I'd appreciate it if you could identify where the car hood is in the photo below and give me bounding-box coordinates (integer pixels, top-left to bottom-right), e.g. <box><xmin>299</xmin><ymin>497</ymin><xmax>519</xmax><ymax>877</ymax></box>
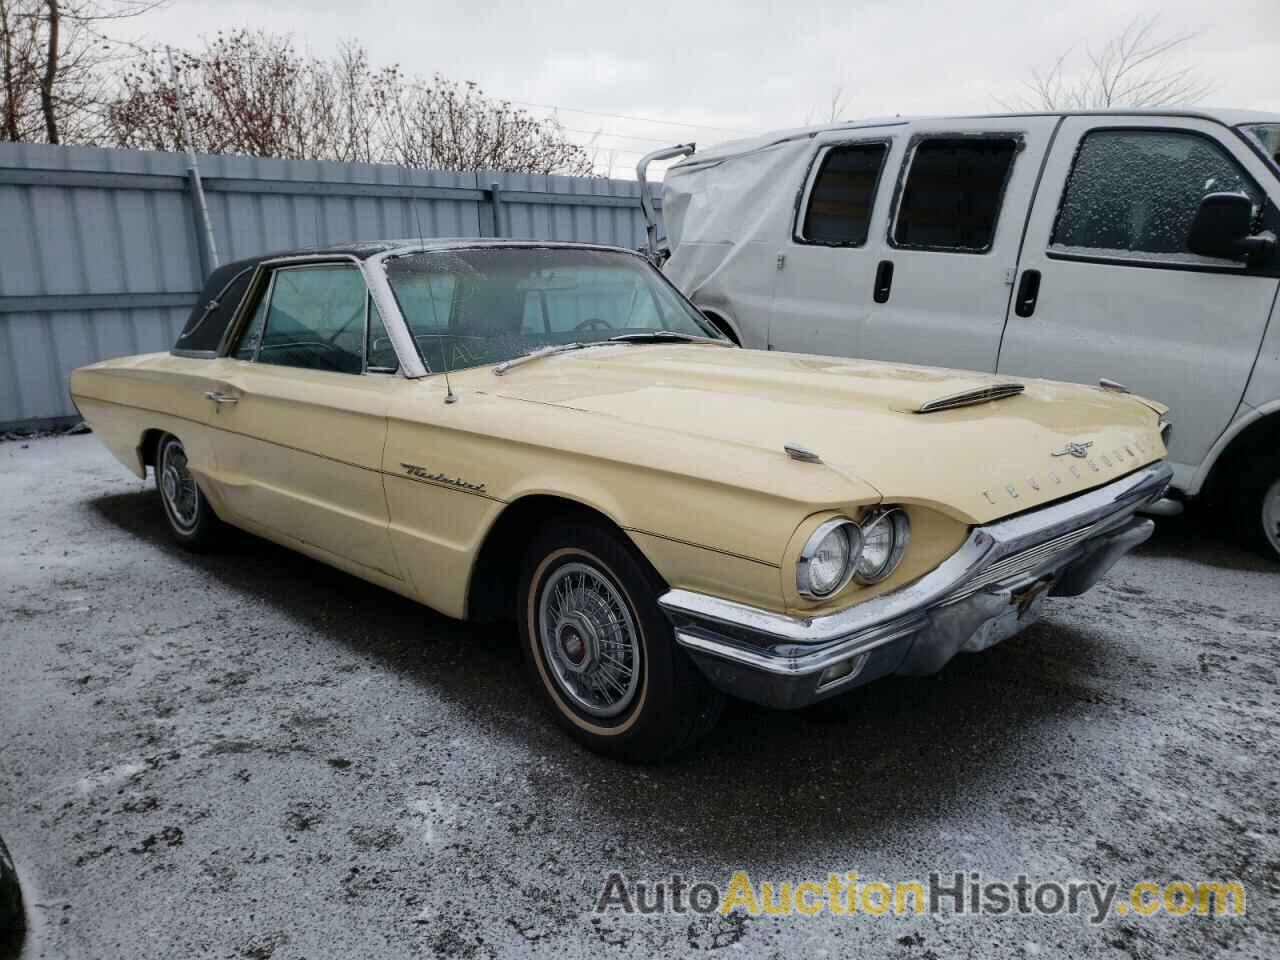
<box><xmin>476</xmin><ymin>343</ymin><xmax>1166</xmax><ymax>524</ymax></box>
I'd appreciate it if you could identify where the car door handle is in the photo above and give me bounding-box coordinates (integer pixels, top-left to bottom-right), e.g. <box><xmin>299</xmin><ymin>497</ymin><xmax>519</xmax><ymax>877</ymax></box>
<box><xmin>1014</xmin><ymin>269</ymin><xmax>1041</xmax><ymax>318</ymax></box>
<box><xmin>204</xmin><ymin>391</ymin><xmax>239</xmax><ymax>405</ymax></box>
<box><xmin>873</xmin><ymin>260</ymin><xmax>894</xmax><ymax>304</ymax></box>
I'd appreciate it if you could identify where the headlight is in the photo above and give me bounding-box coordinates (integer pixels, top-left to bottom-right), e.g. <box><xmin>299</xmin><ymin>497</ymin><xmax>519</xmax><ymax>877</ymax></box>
<box><xmin>1158</xmin><ymin>415</ymin><xmax>1172</xmax><ymax>447</ymax></box>
<box><xmin>853</xmin><ymin>507</ymin><xmax>910</xmax><ymax>585</ymax></box>
<box><xmin>797</xmin><ymin>519</ymin><xmax>862</xmax><ymax>599</ymax></box>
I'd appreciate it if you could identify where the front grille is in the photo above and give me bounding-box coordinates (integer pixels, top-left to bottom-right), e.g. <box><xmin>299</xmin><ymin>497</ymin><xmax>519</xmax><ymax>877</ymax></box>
<box><xmin>947</xmin><ymin>521</ymin><xmax>1101</xmax><ymax>600</ymax></box>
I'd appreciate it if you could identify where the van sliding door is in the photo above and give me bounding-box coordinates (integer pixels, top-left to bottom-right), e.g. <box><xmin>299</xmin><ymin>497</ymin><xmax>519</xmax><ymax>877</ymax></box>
<box><xmin>852</xmin><ymin>117</ymin><xmax>1058</xmax><ymax>371</ymax></box>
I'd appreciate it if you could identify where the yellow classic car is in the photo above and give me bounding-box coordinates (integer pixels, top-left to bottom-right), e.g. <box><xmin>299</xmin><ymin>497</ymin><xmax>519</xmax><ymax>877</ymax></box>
<box><xmin>71</xmin><ymin>240</ymin><xmax>1173</xmax><ymax>761</ymax></box>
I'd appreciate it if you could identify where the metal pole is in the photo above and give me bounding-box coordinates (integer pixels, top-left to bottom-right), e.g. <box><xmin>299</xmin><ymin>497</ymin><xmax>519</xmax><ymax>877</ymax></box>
<box><xmin>167</xmin><ymin>47</ymin><xmax>219</xmax><ymax>274</ymax></box>
<box><xmin>489</xmin><ymin>182</ymin><xmax>504</xmax><ymax>238</ymax></box>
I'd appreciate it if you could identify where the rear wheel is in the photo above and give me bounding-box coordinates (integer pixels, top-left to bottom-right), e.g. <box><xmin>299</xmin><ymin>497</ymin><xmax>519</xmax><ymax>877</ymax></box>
<box><xmin>1230</xmin><ymin>451</ymin><xmax>1280</xmax><ymax>561</ymax></box>
<box><xmin>518</xmin><ymin>520</ymin><xmax>722</xmax><ymax>762</ymax></box>
<box><xmin>156</xmin><ymin>434</ymin><xmax>223</xmax><ymax>550</ymax></box>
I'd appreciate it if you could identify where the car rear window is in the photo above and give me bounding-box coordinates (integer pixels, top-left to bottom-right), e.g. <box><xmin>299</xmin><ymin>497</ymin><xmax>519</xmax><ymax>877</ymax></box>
<box><xmin>892</xmin><ymin>137</ymin><xmax>1018</xmax><ymax>252</ymax></box>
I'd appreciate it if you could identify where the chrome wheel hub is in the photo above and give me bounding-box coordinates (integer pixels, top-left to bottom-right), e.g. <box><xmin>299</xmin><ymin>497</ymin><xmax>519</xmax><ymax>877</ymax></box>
<box><xmin>1264</xmin><ymin>479</ymin><xmax>1280</xmax><ymax>556</ymax></box>
<box><xmin>555</xmin><ymin>612</ymin><xmax>597</xmax><ymax>675</ymax></box>
<box><xmin>538</xmin><ymin>561</ymin><xmax>640</xmax><ymax>718</ymax></box>
<box><xmin>161</xmin><ymin>445</ymin><xmax>199</xmax><ymax>530</ymax></box>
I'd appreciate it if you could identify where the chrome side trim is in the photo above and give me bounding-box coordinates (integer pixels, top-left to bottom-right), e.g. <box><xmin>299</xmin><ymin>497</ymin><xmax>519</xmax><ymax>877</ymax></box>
<box><xmin>659</xmin><ymin>461</ymin><xmax>1172</xmax><ymax>658</ymax></box>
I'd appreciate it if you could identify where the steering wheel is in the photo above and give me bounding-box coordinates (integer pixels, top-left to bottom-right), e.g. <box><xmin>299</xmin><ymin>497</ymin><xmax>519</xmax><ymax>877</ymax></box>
<box><xmin>574</xmin><ymin>318</ymin><xmax>613</xmax><ymax>332</ymax></box>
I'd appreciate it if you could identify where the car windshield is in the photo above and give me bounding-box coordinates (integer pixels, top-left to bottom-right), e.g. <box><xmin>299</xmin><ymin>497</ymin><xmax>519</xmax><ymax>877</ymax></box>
<box><xmin>384</xmin><ymin>247</ymin><xmax>725</xmax><ymax>373</ymax></box>
<box><xmin>1243</xmin><ymin>123</ymin><xmax>1280</xmax><ymax>171</ymax></box>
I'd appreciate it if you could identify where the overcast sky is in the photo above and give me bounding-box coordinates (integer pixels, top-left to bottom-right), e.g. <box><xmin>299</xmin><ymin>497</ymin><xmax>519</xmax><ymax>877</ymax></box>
<box><xmin>109</xmin><ymin>0</ymin><xmax>1280</xmax><ymax>178</ymax></box>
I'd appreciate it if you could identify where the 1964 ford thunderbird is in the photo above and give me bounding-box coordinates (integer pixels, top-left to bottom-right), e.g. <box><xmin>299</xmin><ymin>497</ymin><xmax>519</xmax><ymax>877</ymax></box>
<box><xmin>71</xmin><ymin>240</ymin><xmax>1172</xmax><ymax>761</ymax></box>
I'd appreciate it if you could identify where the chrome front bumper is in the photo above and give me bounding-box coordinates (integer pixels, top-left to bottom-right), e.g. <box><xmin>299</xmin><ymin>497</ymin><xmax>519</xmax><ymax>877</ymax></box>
<box><xmin>658</xmin><ymin>462</ymin><xmax>1172</xmax><ymax>710</ymax></box>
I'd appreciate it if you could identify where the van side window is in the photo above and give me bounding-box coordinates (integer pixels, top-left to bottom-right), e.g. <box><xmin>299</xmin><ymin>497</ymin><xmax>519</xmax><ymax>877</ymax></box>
<box><xmin>892</xmin><ymin>137</ymin><xmax>1018</xmax><ymax>252</ymax></box>
<box><xmin>799</xmin><ymin>143</ymin><xmax>888</xmax><ymax>245</ymax></box>
<box><xmin>1051</xmin><ymin>129</ymin><xmax>1262</xmax><ymax>262</ymax></box>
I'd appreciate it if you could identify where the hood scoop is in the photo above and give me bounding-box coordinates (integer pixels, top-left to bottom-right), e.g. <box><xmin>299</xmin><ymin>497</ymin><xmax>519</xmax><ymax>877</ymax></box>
<box><xmin>915</xmin><ymin>382</ymin><xmax>1025</xmax><ymax>414</ymax></box>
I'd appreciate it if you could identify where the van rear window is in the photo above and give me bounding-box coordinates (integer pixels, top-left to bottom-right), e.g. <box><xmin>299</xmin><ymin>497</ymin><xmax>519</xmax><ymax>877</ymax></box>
<box><xmin>892</xmin><ymin>137</ymin><xmax>1018</xmax><ymax>253</ymax></box>
<box><xmin>799</xmin><ymin>143</ymin><xmax>888</xmax><ymax>246</ymax></box>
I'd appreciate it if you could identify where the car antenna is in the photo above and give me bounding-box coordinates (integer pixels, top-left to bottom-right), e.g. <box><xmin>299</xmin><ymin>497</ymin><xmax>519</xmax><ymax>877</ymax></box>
<box><xmin>404</xmin><ymin>161</ymin><xmax>457</xmax><ymax>404</ymax></box>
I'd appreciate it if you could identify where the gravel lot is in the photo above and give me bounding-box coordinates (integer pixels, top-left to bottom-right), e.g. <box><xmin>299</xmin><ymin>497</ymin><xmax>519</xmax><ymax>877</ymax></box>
<box><xmin>2</xmin><ymin>434</ymin><xmax>1279</xmax><ymax>959</ymax></box>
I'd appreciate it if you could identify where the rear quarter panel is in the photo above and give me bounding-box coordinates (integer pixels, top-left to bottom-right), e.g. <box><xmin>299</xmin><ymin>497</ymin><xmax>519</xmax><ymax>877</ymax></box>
<box><xmin>70</xmin><ymin>354</ymin><xmax>220</xmax><ymax>491</ymax></box>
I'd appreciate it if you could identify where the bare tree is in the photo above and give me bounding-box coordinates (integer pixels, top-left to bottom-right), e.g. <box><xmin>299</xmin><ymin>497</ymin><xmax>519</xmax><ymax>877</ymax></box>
<box><xmin>803</xmin><ymin>84</ymin><xmax>848</xmax><ymax>126</ymax></box>
<box><xmin>109</xmin><ymin>30</ymin><xmax>596</xmax><ymax>176</ymax></box>
<box><xmin>0</xmin><ymin>0</ymin><xmax>161</xmax><ymax>144</ymax></box>
<box><xmin>1005</xmin><ymin>17</ymin><xmax>1211</xmax><ymax>111</ymax></box>
<box><xmin>375</xmin><ymin>73</ymin><xmax>594</xmax><ymax>175</ymax></box>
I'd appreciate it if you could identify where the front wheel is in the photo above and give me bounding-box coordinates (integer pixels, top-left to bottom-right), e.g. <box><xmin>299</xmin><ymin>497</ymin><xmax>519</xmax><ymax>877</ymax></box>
<box><xmin>518</xmin><ymin>521</ymin><xmax>722</xmax><ymax>762</ymax></box>
<box><xmin>156</xmin><ymin>434</ymin><xmax>223</xmax><ymax>551</ymax></box>
<box><xmin>1230</xmin><ymin>450</ymin><xmax>1280</xmax><ymax>561</ymax></box>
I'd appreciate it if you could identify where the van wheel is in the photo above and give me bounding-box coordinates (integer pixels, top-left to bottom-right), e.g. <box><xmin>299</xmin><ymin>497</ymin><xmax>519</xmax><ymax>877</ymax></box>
<box><xmin>518</xmin><ymin>520</ymin><xmax>723</xmax><ymax>762</ymax></box>
<box><xmin>156</xmin><ymin>434</ymin><xmax>223</xmax><ymax>551</ymax></box>
<box><xmin>1230</xmin><ymin>451</ymin><xmax>1280</xmax><ymax>561</ymax></box>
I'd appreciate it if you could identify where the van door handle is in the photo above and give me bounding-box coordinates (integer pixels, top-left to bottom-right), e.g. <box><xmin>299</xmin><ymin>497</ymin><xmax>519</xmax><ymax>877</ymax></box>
<box><xmin>1014</xmin><ymin>269</ymin><xmax>1041</xmax><ymax>317</ymax></box>
<box><xmin>873</xmin><ymin>260</ymin><xmax>894</xmax><ymax>303</ymax></box>
<box><xmin>204</xmin><ymin>391</ymin><xmax>239</xmax><ymax>405</ymax></box>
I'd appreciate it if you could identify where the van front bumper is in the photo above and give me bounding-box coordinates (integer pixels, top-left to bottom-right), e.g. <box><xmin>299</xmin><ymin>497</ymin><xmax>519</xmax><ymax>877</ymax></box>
<box><xmin>658</xmin><ymin>462</ymin><xmax>1172</xmax><ymax>710</ymax></box>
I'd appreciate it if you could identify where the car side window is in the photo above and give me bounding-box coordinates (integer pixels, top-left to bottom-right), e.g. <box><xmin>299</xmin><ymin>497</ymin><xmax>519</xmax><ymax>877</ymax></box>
<box><xmin>798</xmin><ymin>142</ymin><xmax>888</xmax><ymax>245</ymax></box>
<box><xmin>1051</xmin><ymin>129</ymin><xmax>1263</xmax><ymax>262</ymax></box>
<box><xmin>255</xmin><ymin>265</ymin><xmax>368</xmax><ymax>375</ymax></box>
<box><xmin>233</xmin><ymin>281</ymin><xmax>271</xmax><ymax>360</ymax></box>
<box><xmin>892</xmin><ymin>137</ymin><xmax>1019</xmax><ymax>252</ymax></box>
<box><xmin>366</xmin><ymin>297</ymin><xmax>399</xmax><ymax>373</ymax></box>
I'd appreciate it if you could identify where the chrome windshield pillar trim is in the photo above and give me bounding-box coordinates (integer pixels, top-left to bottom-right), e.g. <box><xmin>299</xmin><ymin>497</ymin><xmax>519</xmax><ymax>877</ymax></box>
<box><xmin>659</xmin><ymin>461</ymin><xmax>1172</xmax><ymax>670</ymax></box>
<box><xmin>358</xmin><ymin>258</ymin><xmax>428</xmax><ymax>379</ymax></box>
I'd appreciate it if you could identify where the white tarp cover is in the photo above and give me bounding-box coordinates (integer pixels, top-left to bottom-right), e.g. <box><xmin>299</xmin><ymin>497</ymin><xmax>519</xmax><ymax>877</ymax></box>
<box><xmin>660</xmin><ymin>120</ymin><xmax>907</xmax><ymax>309</ymax></box>
<box><xmin>661</xmin><ymin>136</ymin><xmax>813</xmax><ymax>310</ymax></box>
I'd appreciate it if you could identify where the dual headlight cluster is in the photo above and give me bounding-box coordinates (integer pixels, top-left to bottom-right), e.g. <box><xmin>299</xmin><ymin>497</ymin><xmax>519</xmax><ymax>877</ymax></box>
<box><xmin>796</xmin><ymin>508</ymin><xmax>911</xmax><ymax>599</ymax></box>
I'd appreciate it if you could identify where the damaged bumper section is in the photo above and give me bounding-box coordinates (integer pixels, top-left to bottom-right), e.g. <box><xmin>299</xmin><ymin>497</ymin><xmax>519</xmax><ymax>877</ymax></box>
<box><xmin>659</xmin><ymin>462</ymin><xmax>1172</xmax><ymax>710</ymax></box>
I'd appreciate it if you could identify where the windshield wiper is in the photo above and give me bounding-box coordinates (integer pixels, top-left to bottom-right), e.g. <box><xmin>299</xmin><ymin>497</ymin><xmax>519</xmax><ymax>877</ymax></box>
<box><xmin>492</xmin><ymin>341</ymin><xmax>616</xmax><ymax>375</ymax></box>
<box><xmin>492</xmin><ymin>330</ymin><xmax>731</xmax><ymax>376</ymax></box>
<box><xmin>608</xmin><ymin>330</ymin><xmax>733</xmax><ymax>346</ymax></box>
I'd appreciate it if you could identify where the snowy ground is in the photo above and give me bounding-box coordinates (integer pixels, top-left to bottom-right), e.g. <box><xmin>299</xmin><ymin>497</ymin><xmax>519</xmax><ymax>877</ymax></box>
<box><xmin>2</xmin><ymin>434</ymin><xmax>1278</xmax><ymax>959</ymax></box>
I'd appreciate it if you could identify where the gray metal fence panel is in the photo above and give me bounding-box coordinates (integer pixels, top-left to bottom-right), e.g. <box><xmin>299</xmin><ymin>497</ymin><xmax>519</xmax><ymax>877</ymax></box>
<box><xmin>0</xmin><ymin>142</ymin><xmax>661</xmax><ymax>430</ymax></box>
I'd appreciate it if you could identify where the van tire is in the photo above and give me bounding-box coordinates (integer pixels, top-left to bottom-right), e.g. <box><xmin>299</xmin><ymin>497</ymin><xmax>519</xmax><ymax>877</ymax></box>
<box><xmin>1229</xmin><ymin>450</ymin><xmax>1280</xmax><ymax>561</ymax></box>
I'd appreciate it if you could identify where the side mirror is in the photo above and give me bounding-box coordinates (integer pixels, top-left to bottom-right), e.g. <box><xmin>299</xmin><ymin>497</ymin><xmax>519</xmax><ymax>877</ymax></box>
<box><xmin>1187</xmin><ymin>192</ymin><xmax>1275</xmax><ymax>264</ymax></box>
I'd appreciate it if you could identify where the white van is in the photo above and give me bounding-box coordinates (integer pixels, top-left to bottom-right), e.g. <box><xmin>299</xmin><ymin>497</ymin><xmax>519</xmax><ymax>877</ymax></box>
<box><xmin>643</xmin><ymin>110</ymin><xmax>1280</xmax><ymax>559</ymax></box>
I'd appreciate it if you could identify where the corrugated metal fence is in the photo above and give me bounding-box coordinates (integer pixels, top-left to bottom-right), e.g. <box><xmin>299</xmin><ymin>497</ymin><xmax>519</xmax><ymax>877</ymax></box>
<box><xmin>0</xmin><ymin>142</ymin><xmax>660</xmax><ymax>430</ymax></box>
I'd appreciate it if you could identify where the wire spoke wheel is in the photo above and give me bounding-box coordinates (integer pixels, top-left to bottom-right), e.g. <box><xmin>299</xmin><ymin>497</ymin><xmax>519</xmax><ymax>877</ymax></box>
<box><xmin>537</xmin><ymin>561</ymin><xmax>641</xmax><ymax>718</ymax></box>
<box><xmin>160</xmin><ymin>442</ymin><xmax>199</xmax><ymax>531</ymax></box>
